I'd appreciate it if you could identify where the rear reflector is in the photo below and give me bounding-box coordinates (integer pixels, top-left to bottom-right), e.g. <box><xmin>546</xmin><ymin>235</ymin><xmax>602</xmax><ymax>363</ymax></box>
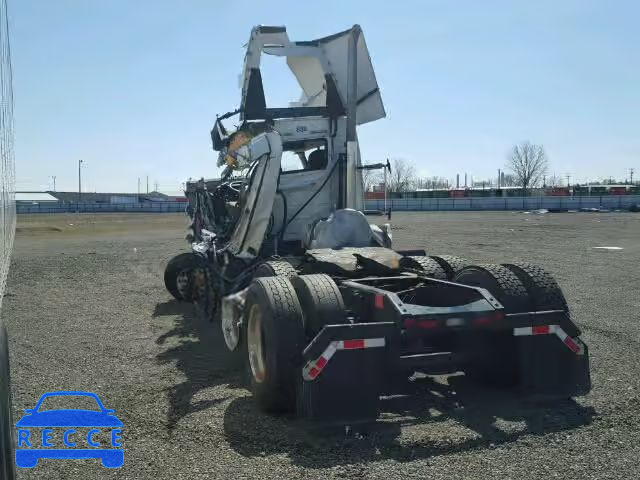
<box><xmin>532</xmin><ymin>325</ymin><xmax>551</xmax><ymax>335</ymax></box>
<box><xmin>342</xmin><ymin>339</ymin><xmax>365</xmax><ymax>350</ymax></box>
<box><xmin>302</xmin><ymin>337</ymin><xmax>386</xmax><ymax>381</ymax></box>
<box><xmin>513</xmin><ymin>325</ymin><xmax>584</xmax><ymax>355</ymax></box>
<box><xmin>563</xmin><ymin>336</ymin><xmax>580</xmax><ymax>353</ymax></box>
<box><xmin>315</xmin><ymin>356</ymin><xmax>328</xmax><ymax>369</ymax></box>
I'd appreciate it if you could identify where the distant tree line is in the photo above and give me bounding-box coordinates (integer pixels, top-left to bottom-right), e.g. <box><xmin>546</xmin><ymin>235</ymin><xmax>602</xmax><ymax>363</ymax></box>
<box><xmin>363</xmin><ymin>141</ymin><xmax>636</xmax><ymax>193</ymax></box>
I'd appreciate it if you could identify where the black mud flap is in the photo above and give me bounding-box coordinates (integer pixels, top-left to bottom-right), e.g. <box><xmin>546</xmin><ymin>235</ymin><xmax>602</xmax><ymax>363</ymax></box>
<box><xmin>517</xmin><ymin>334</ymin><xmax>591</xmax><ymax>399</ymax></box>
<box><xmin>297</xmin><ymin>322</ymin><xmax>398</xmax><ymax>423</ymax></box>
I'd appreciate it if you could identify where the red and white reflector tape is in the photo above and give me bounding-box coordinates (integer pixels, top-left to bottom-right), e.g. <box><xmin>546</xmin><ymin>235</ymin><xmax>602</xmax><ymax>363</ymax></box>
<box><xmin>302</xmin><ymin>338</ymin><xmax>386</xmax><ymax>381</ymax></box>
<box><xmin>513</xmin><ymin>325</ymin><xmax>584</xmax><ymax>355</ymax></box>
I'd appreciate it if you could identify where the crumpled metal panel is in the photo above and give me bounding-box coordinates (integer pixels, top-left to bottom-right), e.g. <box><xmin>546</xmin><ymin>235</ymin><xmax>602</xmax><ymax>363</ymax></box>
<box><xmin>227</xmin><ymin>131</ymin><xmax>282</xmax><ymax>258</ymax></box>
<box><xmin>306</xmin><ymin>247</ymin><xmax>402</xmax><ymax>272</ymax></box>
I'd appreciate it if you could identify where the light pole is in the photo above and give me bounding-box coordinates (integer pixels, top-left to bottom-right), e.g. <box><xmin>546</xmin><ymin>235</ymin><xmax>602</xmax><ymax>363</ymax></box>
<box><xmin>50</xmin><ymin>175</ymin><xmax>56</xmax><ymax>192</ymax></box>
<box><xmin>78</xmin><ymin>159</ymin><xmax>84</xmax><ymax>204</ymax></box>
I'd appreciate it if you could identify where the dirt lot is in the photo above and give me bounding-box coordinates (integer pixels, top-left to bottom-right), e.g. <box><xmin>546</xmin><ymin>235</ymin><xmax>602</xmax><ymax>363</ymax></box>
<box><xmin>3</xmin><ymin>211</ymin><xmax>640</xmax><ymax>479</ymax></box>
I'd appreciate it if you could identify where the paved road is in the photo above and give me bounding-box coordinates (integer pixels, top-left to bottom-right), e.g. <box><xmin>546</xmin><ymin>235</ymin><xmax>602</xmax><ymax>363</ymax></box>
<box><xmin>3</xmin><ymin>212</ymin><xmax>639</xmax><ymax>479</ymax></box>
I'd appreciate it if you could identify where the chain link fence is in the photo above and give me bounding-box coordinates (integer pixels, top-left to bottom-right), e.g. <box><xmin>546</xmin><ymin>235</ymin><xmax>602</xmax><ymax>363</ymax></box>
<box><xmin>0</xmin><ymin>0</ymin><xmax>14</xmax><ymax>310</ymax></box>
<box><xmin>365</xmin><ymin>195</ymin><xmax>640</xmax><ymax>212</ymax></box>
<box><xmin>17</xmin><ymin>202</ymin><xmax>186</xmax><ymax>214</ymax></box>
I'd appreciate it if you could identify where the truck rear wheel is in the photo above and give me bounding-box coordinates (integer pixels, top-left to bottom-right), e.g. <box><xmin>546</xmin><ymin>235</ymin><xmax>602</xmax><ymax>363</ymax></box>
<box><xmin>453</xmin><ymin>264</ymin><xmax>529</xmax><ymax>386</ymax></box>
<box><xmin>164</xmin><ymin>253</ymin><xmax>199</xmax><ymax>301</ymax></box>
<box><xmin>253</xmin><ymin>260</ymin><xmax>297</xmax><ymax>279</ymax></box>
<box><xmin>502</xmin><ymin>263</ymin><xmax>569</xmax><ymax>312</ymax></box>
<box><xmin>430</xmin><ymin>255</ymin><xmax>471</xmax><ymax>280</ymax></box>
<box><xmin>399</xmin><ymin>256</ymin><xmax>447</xmax><ymax>280</ymax></box>
<box><xmin>0</xmin><ymin>325</ymin><xmax>16</xmax><ymax>480</ymax></box>
<box><xmin>290</xmin><ymin>274</ymin><xmax>346</xmax><ymax>338</ymax></box>
<box><xmin>244</xmin><ymin>277</ymin><xmax>305</xmax><ymax>412</ymax></box>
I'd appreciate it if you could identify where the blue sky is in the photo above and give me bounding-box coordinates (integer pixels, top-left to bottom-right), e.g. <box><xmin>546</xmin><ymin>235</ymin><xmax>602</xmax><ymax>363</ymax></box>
<box><xmin>10</xmin><ymin>0</ymin><xmax>639</xmax><ymax>193</ymax></box>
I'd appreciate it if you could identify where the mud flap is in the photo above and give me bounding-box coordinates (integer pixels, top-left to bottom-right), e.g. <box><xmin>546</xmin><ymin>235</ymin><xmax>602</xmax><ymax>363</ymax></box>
<box><xmin>296</xmin><ymin>322</ymin><xmax>397</xmax><ymax>423</ymax></box>
<box><xmin>517</xmin><ymin>334</ymin><xmax>591</xmax><ymax>398</ymax></box>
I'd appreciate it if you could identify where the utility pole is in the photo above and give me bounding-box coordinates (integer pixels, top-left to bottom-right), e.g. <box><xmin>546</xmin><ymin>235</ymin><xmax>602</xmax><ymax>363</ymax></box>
<box><xmin>630</xmin><ymin>168</ymin><xmax>635</xmax><ymax>185</ymax></box>
<box><xmin>154</xmin><ymin>180</ymin><xmax>159</xmax><ymax>192</ymax></box>
<box><xmin>566</xmin><ymin>174</ymin><xmax>571</xmax><ymax>187</ymax></box>
<box><xmin>78</xmin><ymin>160</ymin><xmax>83</xmax><ymax>203</ymax></box>
<box><xmin>543</xmin><ymin>175</ymin><xmax>546</xmax><ymax>188</ymax></box>
<box><xmin>137</xmin><ymin>177</ymin><xmax>141</xmax><ymax>195</ymax></box>
<box><xmin>50</xmin><ymin>175</ymin><xmax>56</xmax><ymax>192</ymax></box>
<box><xmin>146</xmin><ymin>176</ymin><xmax>149</xmax><ymax>194</ymax></box>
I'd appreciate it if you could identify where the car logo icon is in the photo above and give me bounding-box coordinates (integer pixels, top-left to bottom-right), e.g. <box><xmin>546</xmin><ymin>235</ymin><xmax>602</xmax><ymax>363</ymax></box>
<box><xmin>15</xmin><ymin>391</ymin><xmax>123</xmax><ymax>468</ymax></box>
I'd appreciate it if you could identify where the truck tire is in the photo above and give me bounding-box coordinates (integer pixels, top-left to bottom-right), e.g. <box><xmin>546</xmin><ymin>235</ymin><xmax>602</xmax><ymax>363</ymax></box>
<box><xmin>164</xmin><ymin>253</ymin><xmax>199</xmax><ymax>301</ymax></box>
<box><xmin>502</xmin><ymin>263</ymin><xmax>569</xmax><ymax>312</ymax></box>
<box><xmin>244</xmin><ymin>276</ymin><xmax>305</xmax><ymax>412</ymax></box>
<box><xmin>290</xmin><ymin>274</ymin><xmax>346</xmax><ymax>337</ymax></box>
<box><xmin>454</xmin><ymin>264</ymin><xmax>529</xmax><ymax>312</ymax></box>
<box><xmin>453</xmin><ymin>264</ymin><xmax>529</xmax><ymax>385</ymax></box>
<box><xmin>399</xmin><ymin>256</ymin><xmax>447</xmax><ymax>280</ymax></box>
<box><xmin>253</xmin><ymin>260</ymin><xmax>297</xmax><ymax>279</ymax></box>
<box><xmin>430</xmin><ymin>255</ymin><xmax>471</xmax><ymax>280</ymax></box>
<box><xmin>0</xmin><ymin>325</ymin><xmax>16</xmax><ymax>480</ymax></box>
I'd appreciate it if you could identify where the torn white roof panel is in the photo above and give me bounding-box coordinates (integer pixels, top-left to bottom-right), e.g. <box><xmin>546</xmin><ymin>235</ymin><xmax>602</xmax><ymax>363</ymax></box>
<box><xmin>241</xmin><ymin>25</ymin><xmax>385</xmax><ymax>125</ymax></box>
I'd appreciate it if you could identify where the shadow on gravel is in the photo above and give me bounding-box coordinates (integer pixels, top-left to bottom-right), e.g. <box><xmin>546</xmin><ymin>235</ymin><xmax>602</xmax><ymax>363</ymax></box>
<box><xmin>223</xmin><ymin>374</ymin><xmax>595</xmax><ymax>468</ymax></box>
<box><xmin>154</xmin><ymin>300</ymin><xmax>243</xmax><ymax>432</ymax></box>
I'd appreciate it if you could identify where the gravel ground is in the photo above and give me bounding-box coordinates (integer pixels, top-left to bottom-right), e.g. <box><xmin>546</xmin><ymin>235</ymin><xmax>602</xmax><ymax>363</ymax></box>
<box><xmin>3</xmin><ymin>211</ymin><xmax>640</xmax><ymax>479</ymax></box>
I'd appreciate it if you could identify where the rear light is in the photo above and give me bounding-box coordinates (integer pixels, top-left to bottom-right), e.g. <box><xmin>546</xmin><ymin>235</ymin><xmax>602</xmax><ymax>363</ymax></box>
<box><xmin>374</xmin><ymin>294</ymin><xmax>385</xmax><ymax>310</ymax></box>
<box><xmin>403</xmin><ymin>318</ymin><xmax>438</xmax><ymax>329</ymax></box>
<box><xmin>472</xmin><ymin>311</ymin><xmax>505</xmax><ymax>326</ymax></box>
<box><xmin>472</xmin><ymin>316</ymin><xmax>492</xmax><ymax>326</ymax></box>
<box><xmin>404</xmin><ymin>318</ymin><xmax>417</xmax><ymax>328</ymax></box>
<box><xmin>418</xmin><ymin>319</ymin><xmax>438</xmax><ymax>329</ymax></box>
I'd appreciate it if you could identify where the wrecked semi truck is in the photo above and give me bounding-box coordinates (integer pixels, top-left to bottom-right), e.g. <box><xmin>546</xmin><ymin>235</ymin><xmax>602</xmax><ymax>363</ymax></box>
<box><xmin>164</xmin><ymin>25</ymin><xmax>591</xmax><ymax>422</ymax></box>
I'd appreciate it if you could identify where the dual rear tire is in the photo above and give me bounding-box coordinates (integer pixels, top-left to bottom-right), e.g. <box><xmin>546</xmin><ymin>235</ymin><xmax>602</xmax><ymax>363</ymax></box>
<box><xmin>244</xmin><ymin>273</ymin><xmax>345</xmax><ymax>412</ymax></box>
<box><xmin>453</xmin><ymin>263</ymin><xmax>569</xmax><ymax>386</ymax></box>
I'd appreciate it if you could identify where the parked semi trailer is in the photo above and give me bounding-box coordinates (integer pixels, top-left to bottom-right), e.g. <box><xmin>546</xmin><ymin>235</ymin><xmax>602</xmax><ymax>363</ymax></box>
<box><xmin>164</xmin><ymin>25</ymin><xmax>591</xmax><ymax>422</ymax></box>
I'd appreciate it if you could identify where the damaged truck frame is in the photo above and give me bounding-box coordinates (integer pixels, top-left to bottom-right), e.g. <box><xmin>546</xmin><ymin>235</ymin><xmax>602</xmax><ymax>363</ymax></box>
<box><xmin>164</xmin><ymin>25</ymin><xmax>590</xmax><ymax>422</ymax></box>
